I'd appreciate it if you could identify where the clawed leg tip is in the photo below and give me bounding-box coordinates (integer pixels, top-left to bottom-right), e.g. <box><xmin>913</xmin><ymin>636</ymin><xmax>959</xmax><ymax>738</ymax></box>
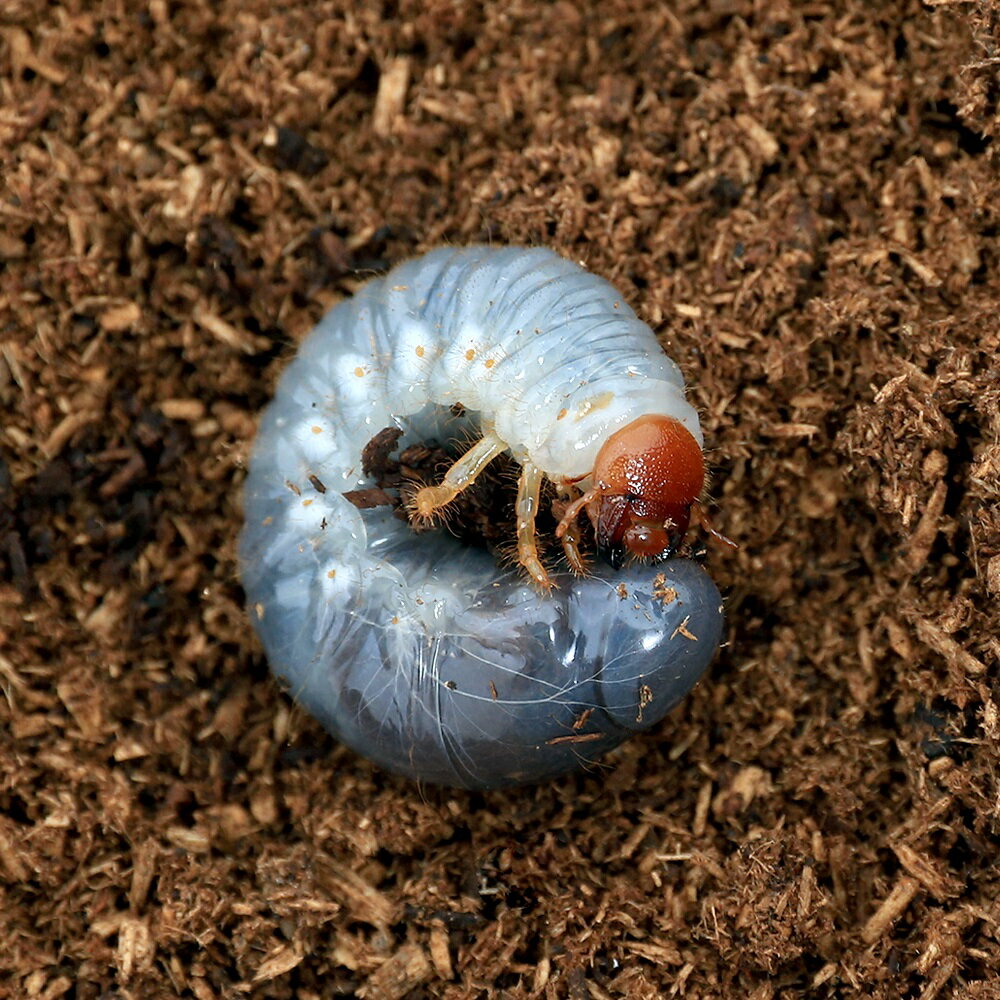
<box><xmin>407</xmin><ymin>484</ymin><xmax>455</xmax><ymax>521</ymax></box>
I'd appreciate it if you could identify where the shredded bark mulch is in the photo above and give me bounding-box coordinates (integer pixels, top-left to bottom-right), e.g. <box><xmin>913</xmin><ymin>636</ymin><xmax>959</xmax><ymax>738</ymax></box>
<box><xmin>2</xmin><ymin>2</ymin><xmax>999</xmax><ymax>997</ymax></box>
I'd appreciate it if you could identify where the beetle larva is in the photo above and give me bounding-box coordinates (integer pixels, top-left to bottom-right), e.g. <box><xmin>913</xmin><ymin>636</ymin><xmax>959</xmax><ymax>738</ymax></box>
<box><xmin>240</xmin><ymin>246</ymin><xmax>723</xmax><ymax>788</ymax></box>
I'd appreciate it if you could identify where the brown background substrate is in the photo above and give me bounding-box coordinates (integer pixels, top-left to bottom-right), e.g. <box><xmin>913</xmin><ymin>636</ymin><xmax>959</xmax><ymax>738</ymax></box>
<box><xmin>2</xmin><ymin>1</ymin><xmax>999</xmax><ymax>997</ymax></box>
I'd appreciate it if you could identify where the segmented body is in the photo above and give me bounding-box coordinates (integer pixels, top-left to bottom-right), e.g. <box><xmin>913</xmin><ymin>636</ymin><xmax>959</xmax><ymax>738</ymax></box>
<box><xmin>240</xmin><ymin>246</ymin><xmax>722</xmax><ymax>788</ymax></box>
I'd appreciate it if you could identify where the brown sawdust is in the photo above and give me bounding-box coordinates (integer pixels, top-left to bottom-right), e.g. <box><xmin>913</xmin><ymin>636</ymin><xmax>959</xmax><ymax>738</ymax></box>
<box><xmin>1</xmin><ymin>1</ymin><xmax>999</xmax><ymax>998</ymax></box>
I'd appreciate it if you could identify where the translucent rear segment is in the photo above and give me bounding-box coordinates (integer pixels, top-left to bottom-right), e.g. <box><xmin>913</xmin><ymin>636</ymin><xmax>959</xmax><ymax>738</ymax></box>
<box><xmin>242</xmin><ymin>483</ymin><xmax>723</xmax><ymax>788</ymax></box>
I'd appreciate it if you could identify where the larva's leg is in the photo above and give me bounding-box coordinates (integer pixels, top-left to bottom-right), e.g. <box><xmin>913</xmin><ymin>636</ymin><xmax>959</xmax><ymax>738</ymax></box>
<box><xmin>516</xmin><ymin>461</ymin><xmax>553</xmax><ymax>590</ymax></box>
<box><xmin>555</xmin><ymin>487</ymin><xmax>599</xmax><ymax>543</ymax></box>
<box><xmin>555</xmin><ymin>484</ymin><xmax>589</xmax><ymax>576</ymax></box>
<box><xmin>410</xmin><ymin>432</ymin><xmax>506</xmax><ymax>519</ymax></box>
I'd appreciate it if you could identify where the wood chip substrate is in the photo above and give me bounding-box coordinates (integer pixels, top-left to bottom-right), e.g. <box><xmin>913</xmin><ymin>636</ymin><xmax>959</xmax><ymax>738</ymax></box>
<box><xmin>2</xmin><ymin>2</ymin><xmax>998</xmax><ymax>997</ymax></box>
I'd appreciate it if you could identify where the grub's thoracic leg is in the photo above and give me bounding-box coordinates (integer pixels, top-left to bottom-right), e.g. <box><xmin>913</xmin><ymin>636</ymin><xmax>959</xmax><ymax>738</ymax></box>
<box><xmin>555</xmin><ymin>484</ymin><xmax>589</xmax><ymax>576</ymax></box>
<box><xmin>516</xmin><ymin>461</ymin><xmax>552</xmax><ymax>590</ymax></box>
<box><xmin>410</xmin><ymin>432</ymin><xmax>506</xmax><ymax>519</ymax></box>
<box><xmin>555</xmin><ymin>486</ymin><xmax>600</xmax><ymax>543</ymax></box>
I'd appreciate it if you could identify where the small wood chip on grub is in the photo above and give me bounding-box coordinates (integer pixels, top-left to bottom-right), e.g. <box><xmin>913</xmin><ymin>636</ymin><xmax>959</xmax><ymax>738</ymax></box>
<box><xmin>636</xmin><ymin>683</ymin><xmax>654</xmax><ymax>723</ymax></box>
<box><xmin>362</xmin><ymin>427</ymin><xmax>404</xmax><ymax>477</ymax></box>
<box><xmin>344</xmin><ymin>487</ymin><xmax>396</xmax><ymax>510</ymax></box>
<box><xmin>546</xmin><ymin>731</ymin><xmax>603</xmax><ymax>746</ymax></box>
<box><xmin>671</xmin><ymin>615</ymin><xmax>697</xmax><ymax>640</ymax></box>
<box><xmin>653</xmin><ymin>573</ymin><xmax>678</xmax><ymax>606</ymax></box>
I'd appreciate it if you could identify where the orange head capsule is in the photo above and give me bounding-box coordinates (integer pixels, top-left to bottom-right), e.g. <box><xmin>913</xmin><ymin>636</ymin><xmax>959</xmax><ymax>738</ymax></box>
<box><xmin>591</xmin><ymin>414</ymin><xmax>705</xmax><ymax>568</ymax></box>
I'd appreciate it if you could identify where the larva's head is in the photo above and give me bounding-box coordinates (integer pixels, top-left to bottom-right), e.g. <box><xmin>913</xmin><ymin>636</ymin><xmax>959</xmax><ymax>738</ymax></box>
<box><xmin>592</xmin><ymin>414</ymin><xmax>705</xmax><ymax>568</ymax></box>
